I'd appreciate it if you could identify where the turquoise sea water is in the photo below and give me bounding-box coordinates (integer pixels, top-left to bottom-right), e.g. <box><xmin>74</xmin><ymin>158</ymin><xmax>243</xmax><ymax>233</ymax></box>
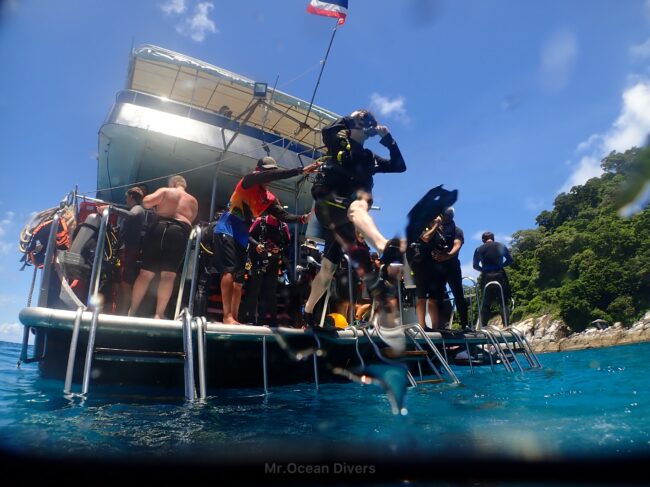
<box><xmin>1</xmin><ymin>339</ymin><xmax>649</xmax><ymax>483</ymax></box>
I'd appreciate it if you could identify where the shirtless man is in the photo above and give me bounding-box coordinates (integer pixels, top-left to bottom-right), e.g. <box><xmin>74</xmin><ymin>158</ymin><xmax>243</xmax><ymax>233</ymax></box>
<box><xmin>129</xmin><ymin>175</ymin><xmax>198</xmax><ymax>319</ymax></box>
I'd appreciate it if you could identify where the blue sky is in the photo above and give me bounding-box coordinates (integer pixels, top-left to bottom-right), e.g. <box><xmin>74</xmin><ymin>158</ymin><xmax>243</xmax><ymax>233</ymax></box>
<box><xmin>2</xmin><ymin>0</ymin><xmax>650</xmax><ymax>342</ymax></box>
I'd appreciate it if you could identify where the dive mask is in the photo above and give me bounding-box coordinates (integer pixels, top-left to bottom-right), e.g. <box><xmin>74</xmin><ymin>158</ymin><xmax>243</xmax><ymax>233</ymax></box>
<box><xmin>355</xmin><ymin>112</ymin><xmax>378</xmax><ymax>137</ymax></box>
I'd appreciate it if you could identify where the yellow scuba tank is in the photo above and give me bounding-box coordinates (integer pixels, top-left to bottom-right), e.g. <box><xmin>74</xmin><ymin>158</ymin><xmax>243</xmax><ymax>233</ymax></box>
<box><xmin>325</xmin><ymin>312</ymin><xmax>348</xmax><ymax>329</ymax></box>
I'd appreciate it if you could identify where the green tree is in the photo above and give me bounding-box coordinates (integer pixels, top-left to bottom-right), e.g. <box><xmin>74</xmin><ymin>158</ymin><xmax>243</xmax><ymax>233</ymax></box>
<box><xmin>508</xmin><ymin>148</ymin><xmax>650</xmax><ymax>331</ymax></box>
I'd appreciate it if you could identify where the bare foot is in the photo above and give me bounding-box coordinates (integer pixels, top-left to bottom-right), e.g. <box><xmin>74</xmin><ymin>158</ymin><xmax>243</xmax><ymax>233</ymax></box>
<box><xmin>222</xmin><ymin>316</ymin><xmax>241</xmax><ymax>325</ymax></box>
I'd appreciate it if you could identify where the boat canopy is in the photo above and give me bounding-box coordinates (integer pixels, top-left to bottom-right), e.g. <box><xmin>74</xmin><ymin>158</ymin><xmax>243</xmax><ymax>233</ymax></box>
<box><xmin>127</xmin><ymin>45</ymin><xmax>339</xmax><ymax>151</ymax></box>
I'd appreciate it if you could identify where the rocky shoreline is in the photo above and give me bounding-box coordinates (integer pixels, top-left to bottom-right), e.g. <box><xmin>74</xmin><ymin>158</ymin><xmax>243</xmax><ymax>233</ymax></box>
<box><xmin>507</xmin><ymin>311</ymin><xmax>650</xmax><ymax>353</ymax></box>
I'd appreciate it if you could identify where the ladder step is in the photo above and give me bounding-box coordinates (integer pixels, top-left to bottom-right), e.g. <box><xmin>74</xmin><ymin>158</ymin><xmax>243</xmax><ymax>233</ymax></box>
<box><xmin>94</xmin><ymin>347</ymin><xmax>185</xmax><ymax>362</ymax></box>
<box><xmin>415</xmin><ymin>378</ymin><xmax>445</xmax><ymax>384</ymax></box>
<box><xmin>93</xmin><ymin>355</ymin><xmax>186</xmax><ymax>364</ymax></box>
<box><xmin>381</xmin><ymin>349</ymin><xmax>429</xmax><ymax>359</ymax></box>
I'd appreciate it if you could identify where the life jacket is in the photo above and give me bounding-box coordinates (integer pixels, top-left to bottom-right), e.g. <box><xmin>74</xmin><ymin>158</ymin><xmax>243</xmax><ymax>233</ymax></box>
<box><xmin>19</xmin><ymin>206</ymin><xmax>76</xmax><ymax>269</ymax></box>
<box><xmin>256</xmin><ymin>214</ymin><xmax>290</xmax><ymax>248</ymax></box>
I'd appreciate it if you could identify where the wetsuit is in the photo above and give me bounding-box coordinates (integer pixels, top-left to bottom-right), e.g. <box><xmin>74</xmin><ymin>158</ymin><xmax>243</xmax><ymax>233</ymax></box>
<box><xmin>406</xmin><ymin>229</ymin><xmax>437</xmax><ymax>300</ymax></box>
<box><xmin>431</xmin><ymin>222</ymin><xmax>468</xmax><ymax>327</ymax></box>
<box><xmin>473</xmin><ymin>241</ymin><xmax>513</xmax><ymax>325</ymax></box>
<box><xmin>113</xmin><ymin>204</ymin><xmax>146</xmax><ymax>284</ymax></box>
<box><xmin>312</xmin><ymin>117</ymin><xmax>406</xmax><ymax>263</ymax></box>
<box><xmin>240</xmin><ymin>215</ymin><xmax>291</xmax><ymax>325</ymax></box>
<box><xmin>214</xmin><ymin>167</ymin><xmax>306</xmax><ymax>282</ymax></box>
<box><xmin>141</xmin><ymin>216</ymin><xmax>191</xmax><ymax>273</ymax></box>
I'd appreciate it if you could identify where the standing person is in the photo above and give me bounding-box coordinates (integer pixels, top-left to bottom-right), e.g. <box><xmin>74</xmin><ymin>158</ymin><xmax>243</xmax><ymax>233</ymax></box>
<box><xmin>407</xmin><ymin>219</ymin><xmax>439</xmax><ymax>330</ymax></box>
<box><xmin>473</xmin><ymin>231</ymin><xmax>513</xmax><ymax>327</ymax></box>
<box><xmin>428</xmin><ymin>207</ymin><xmax>470</xmax><ymax>331</ymax></box>
<box><xmin>240</xmin><ymin>214</ymin><xmax>291</xmax><ymax>326</ymax></box>
<box><xmin>98</xmin><ymin>186</ymin><xmax>146</xmax><ymax>315</ymax></box>
<box><xmin>129</xmin><ymin>175</ymin><xmax>198</xmax><ymax>319</ymax></box>
<box><xmin>214</xmin><ymin>157</ymin><xmax>320</xmax><ymax>325</ymax></box>
<box><xmin>304</xmin><ymin>109</ymin><xmax>407</xmax><ymax>327</ymax></box>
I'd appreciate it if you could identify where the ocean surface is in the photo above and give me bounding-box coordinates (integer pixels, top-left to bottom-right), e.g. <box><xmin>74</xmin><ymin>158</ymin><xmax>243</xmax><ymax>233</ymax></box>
<box><xmin>1</xmin><ymin>339</ymin><xmax>649</xmax><ymax>483</ymax></box>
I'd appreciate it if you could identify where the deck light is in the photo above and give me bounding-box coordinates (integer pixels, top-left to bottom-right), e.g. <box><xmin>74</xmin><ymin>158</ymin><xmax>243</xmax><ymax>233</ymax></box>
<box><xmin>253</xmin><ymin>82</ymin><xmax>268</xmax><ymax>99</ymax></box>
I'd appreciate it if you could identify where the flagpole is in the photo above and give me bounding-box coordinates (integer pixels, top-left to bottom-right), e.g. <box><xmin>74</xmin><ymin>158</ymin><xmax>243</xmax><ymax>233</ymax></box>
<box><xmin>303</xmin><ymin>21</ymin><xmax>340</xmax><ymax>125</ymax></box>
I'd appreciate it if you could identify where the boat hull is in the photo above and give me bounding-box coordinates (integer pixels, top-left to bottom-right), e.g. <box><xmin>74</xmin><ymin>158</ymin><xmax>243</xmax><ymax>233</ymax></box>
<box><xmin>19</xmin><ymin>307</ymin><xmax>512</xmax><ymax>392</ymax></box>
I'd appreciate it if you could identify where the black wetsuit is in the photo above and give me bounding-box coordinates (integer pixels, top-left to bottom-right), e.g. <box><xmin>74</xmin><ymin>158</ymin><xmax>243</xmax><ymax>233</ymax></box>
<box><xmin>312</xmin><ymin>118</ymin><xmax>406</xmax><ymax>262</ymax></box>
<box><xmin>240</xmin><ymin>216</ymin><xmax>290</xmax><ymax>325</ymax></box>
<box><xmin>113</xmin><ymin>204</ymin><xmax>146</xmax><ymax>284</ymax></box>
<box><xmin>406</xmin><ymin>231</ymin><xmax>437</xmax><ymax>300</ymax></box>
<box><xmin>473</xmin><ymin>241</ymin><xmax>513</xmax><ymax>325</ymax></box>
<box><xmin>290</xmin><ymin>247</ymin><xmax>323</xmax><ymax>325</ymax></box>
<box><xmin>141</xmin><ymin>216</ymin><xmax>191</xmax><ymax>273</ymax></box>
<box><xmin>431</xmin><ymin>222</ymin><xmax>468</xmax><ymax>327</ymax></box>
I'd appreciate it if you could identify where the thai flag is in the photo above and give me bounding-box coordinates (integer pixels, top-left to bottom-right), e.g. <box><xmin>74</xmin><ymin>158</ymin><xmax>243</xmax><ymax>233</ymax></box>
<box><xmin>307</xmin><ymin>0</ymin><xmax>348</xmax><ymax>25</ymax></box>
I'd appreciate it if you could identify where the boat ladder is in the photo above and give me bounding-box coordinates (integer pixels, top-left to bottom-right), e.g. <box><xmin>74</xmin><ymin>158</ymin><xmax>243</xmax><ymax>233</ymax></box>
<box><xmin>503</xmin><ymin>326</ymin><xmax>543</xmax><ymax>369</ymax></box>
<box><xmin>361</xmin><ymin>264</ymin><xmax>460</xmax><ymax>386</ymax></box>
<box><xmin>62</xmin><ymin>302</ymin><xmax>204</xmax><ymax>401</ymax></box>
<box><xmin>474</xmin><ymin>280</ymin><xmax>542</xmax><ymax>371</ymax></box>
<box><xmin>62</xmin><ymin>209</ymin><xmax>206</xmax><ymax>400</ymax></box>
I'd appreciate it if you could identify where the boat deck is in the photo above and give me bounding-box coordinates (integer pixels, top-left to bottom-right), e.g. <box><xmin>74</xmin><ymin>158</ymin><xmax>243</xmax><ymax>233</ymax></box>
<box><xmin>19</xmin><ymin>306</ymin><xmax>504</xmax><ymax>345</ymax></box>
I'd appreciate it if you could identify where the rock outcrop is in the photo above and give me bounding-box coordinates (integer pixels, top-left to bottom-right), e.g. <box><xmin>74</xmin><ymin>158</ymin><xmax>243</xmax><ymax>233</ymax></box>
<box><xmin>507</xmin><ymin>311</ymin><xmax>650</xmax><ymax>353</ymax></box>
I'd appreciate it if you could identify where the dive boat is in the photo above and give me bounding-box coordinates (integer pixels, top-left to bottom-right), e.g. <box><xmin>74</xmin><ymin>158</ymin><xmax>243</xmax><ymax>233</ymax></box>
<box><xmin>17</xmin><ymin>45</ymin><xmax>540</xmax><ymax>398</ymax></box>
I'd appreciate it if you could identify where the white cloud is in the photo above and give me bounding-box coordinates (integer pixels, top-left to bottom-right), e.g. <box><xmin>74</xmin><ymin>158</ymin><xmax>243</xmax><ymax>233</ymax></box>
<box><xmin>0</xmin><ymin>211</ymin><xmax>14</xmax><ymax>237</ymax></box>
<box><xmin>500</xmin><ymin>94</ymin><xmax>522</xmax><ymax>112</ymax></box>
<box><xmin>524</xmin><ymin>197</ymin><xmax>545</xmax><ymax>212</ymax></box>
<box><xmin>630</xmin><ymin>37</ymin><xmax>650</xmax><ymax>58</ymax></box>
<box><xmin>176</xmin><ymin>2</ymin><xmax>217</xmax><ymax>42</ymax></box>
<box><xmin>561</xmin><ymin>80</ymin><xmax>650</xmax><ymax>193</ymax></box>
<box><xmin>539</xmin><ymin>30</ymin><xmax>578</xmax><ymax>93</ymax></box>
<box><xmin>2</xmin><ymin>0</ymin><xmax>19</xmax><ymax>14</ymax></box>
<box><xmin>160</xmin><ymin>0</ymin><xmax>186</xmax><ymax>16</ymax></box>
<box><xmin>560</xmin><ymin>156</ymin><xmax>602</xmax><ymax>193</ymax></box>
<box><xmin>471</xmin><ymin>230</ymin><xmax>512</xmax><ymax>244</ymax></box>
<box><xmin>0</xmin><ymin>293</ymin><xmax>22</xmax><ymax>308</ymax></box>
<box><xmin>0</xmin><ymin>322</ymin><xmax>24</xmax><ymax>344</ymax></box>
<box><xmin>471</xmin><ymin>231</ymin><xmax>483</xmax><ymax>241</ymax></box>
<box><xmin>369</xmin><ymin>93</ymin><xmax>410</xmax><ymax>123</ymax></box>
<box><xmin>602</xmin><ymin>82</ymin><xmax>650</xmax><ymax>152</ymax></box>
<box><xmin>576</xmin><ymin>133</ymin><xmax>601</xmax><ymax>153</ymax></box>
<box><xmin>0</xmin><ymin>211</ymin><xmax>16</xmax><ymax>254</ymax></box>
<box><xmin>461</xmin><ymin>261</ymin><xmax>479</xmax><ymax>280</ymax></box>
<box><xmin>498</xmin><ymin>234</ymin><xmax>514</xmax><ymax>245</ymax></box>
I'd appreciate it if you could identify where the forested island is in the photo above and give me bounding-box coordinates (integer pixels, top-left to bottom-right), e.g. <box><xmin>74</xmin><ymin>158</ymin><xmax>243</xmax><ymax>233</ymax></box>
<box><xmin>503</xmin><ymin>147</ymin><xmax>650</xmax><ymax>350</ymax></box>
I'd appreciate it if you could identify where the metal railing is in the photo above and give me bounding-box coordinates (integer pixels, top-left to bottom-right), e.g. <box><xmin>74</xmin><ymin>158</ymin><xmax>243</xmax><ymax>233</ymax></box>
<box><xmin>64</xmin><ymin>306</ymin><xmax>85</xmax><ymax>393</ymax></box>
<box><xmin>87</xmin><ymin>208</ymin><xmax>111</xmax><ymax>304</ymax></box>
<box><xmin>507</xmin><ymin>327</ymin><xmax>543</xmax><ymax>368</ymax></box>
<box><xmin>462</xmin><ymin>276</ymin><xmax>479</xmax><ymax>329</ymax></box>
<box><xmin>364</xmin><ymin>263</ymin><xmax>460</xmax><ymax>385</ymax></box>
<box><xmin>477</xmin><ymin>280</ymin><xmax>509</xmax><ymax>329</ymax></box>
<box><xmin>175</xmin><ymin>225</ymin><xmax>203</xmax><ymax>320</ymax></box>
<box><xmin>195</xmin><ymin>316</ymin><xmax>208</xmax><ymax>399</ymax></box>
<box><xmin>181</xmin><ymin>308</ymin><xmax>196</xmax><ymax>401</ymax></box>
<box><xmin>487</xmin><ymin>324</ymin><xmax>524</xmax><ymax>372</ymax></box>
<box><xmin>342</xmin><ymin>254</ymin><xmax>356</xmax><ymax>327</ymax></box>
<box><xmin>37</xmin><ymin>212</ymin><xmax>63</xmax><ymax>307</ymax></box>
